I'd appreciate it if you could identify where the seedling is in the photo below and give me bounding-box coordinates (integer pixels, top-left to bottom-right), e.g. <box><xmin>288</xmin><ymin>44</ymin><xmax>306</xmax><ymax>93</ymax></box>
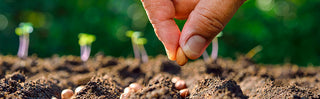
<box><xmin>78</xmin><ymin>33</ymin><xmax>96</xmax><ymax>62</ymax></box>
<box><xmin>15</xmin><ymin>22</ymin><xmax>33</xmax><ymax>59</ymax></box>
<box><xmin>126</xmin><ymin>31</ymin><xmax>148</xmax><ymax>63</ymax></box>
<box><xmin>202</xmin><ymin>32</ymin><xmax>223</xmax><ymax>63</ymax></box>
<box><xmin>136</xmin><ymin>37</ymin><xmax>148</xmax><ymax>63</ymax></box>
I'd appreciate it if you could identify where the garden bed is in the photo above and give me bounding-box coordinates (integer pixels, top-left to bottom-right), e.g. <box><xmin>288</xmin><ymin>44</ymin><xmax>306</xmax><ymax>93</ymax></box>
<box><xmin>0</xmin><ymin>55</ymin><xmax>320</xmax><ymax>98</ymax></box>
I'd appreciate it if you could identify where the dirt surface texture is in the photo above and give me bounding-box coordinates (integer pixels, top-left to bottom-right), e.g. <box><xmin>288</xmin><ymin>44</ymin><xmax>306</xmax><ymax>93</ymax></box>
<box><xmin>1</xmin><ymin>54</ymin><xmax>320</xmax><ymax>99</ymax></box>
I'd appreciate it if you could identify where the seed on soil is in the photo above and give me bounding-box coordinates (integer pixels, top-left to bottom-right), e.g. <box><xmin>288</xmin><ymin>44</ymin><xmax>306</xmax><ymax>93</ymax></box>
<box><xmin>171</xmin><ymin>77</ymin><xmax>180</xmax><ymax>83</ymax></box>
<box><xmin>124</xmin><ymin>87</ymin><xmax>135</xmax><ymax>93</ymax></box>
<box><xmin>175</xmin><ymin>79</ymin><xmax>187</xmax><ymax>90</ymax></box>
<box><xmin>176</xmin><ymin>47</ymin><xmax>188</xmax><ymax>66</ymax></box>
<box><xmin>129</xmin><ymin>83</ymin><xmax>143</xmax><ymax>92</ymax></box>
<box><xmin>61</xmin><ymin>89</ymin><xmax>74</xmax><ymax>99</ymax></box>
<box><xmin>120</xmin><ymin>93</ymin><xmax>130</xmax><ymax>99</ymax></box>
<box><xmin>122</xmin><ymin>87</ymin><xmax>135</xmax><ymax>99</ymax></box>
<box><xmin>75</xmin><ymin>86</ymin><xmax>85</xmax><ymax>94</ymax></box>
<box><xmin>179</xmin><ymin>89</ymin><xmax>189</xmax><ymax>98</ymax></box>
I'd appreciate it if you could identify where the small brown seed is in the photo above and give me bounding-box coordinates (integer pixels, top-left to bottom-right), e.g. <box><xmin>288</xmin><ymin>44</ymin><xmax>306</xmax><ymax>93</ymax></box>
<box><xmin>75</xmin><ymin>86</ymin><xmax>84</xmax><ymax>94</ymax></box>
<box><xmin>120</xmin><ymin>93</ymin><xmax>130</xmax><ymax>99</ymax></box>
<box><xmin>129</xmin><ymin>83</ymin><xmax>143</xmax><ymax>92</ymax></box>
<box><xmin>179</xmin><ymin>89</ymin><xmax>189</xmax><ymax>98</ymax></box>
<box><xmin>61</xmin><ymin>89</ymin><xmax>74</xmax><ymax>99</ymax></box>
<box><xmin>175</xmin><ymin>80</ymin><xmax>187</xmax><ymax>90</ymax></box>
<box><xmin>124</xmin><ymin>87</ymin><xmax>135</xmax><ymax>93</ymax></box>
<box><xmin>176</xmin><ymin>47</ymin><xmax>188</xmax><ymax>66</ymax></box>
<box><xmin>171</xmin><ymin>77</ymin><xmax>180</xmax><ymax>83</ymax></box>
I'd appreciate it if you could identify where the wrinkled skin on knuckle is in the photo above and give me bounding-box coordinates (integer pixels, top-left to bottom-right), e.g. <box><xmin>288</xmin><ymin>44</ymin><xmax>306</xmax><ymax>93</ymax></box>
<box><xmin>192</xmin><ymin>8</ymin><xmax>225</xmax><ymax>40</ymax></box>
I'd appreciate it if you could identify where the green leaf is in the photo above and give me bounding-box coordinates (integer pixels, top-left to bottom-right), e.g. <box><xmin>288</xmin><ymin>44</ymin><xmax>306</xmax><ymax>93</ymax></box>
<box><xmin>136</xmin><ymin>38</ymin><xmax>147</xmax><ymax>45</ymax></box>
<box><xmin>15</xmin><ymin>22</ymin><xmax>33</xmax><ymax>36</ymax></box>
<box><xmin>78</xmin><ymin>33</ymin><xmax>96</xmax><ymax>46</ymax></box>
<box><xmin>20</xmin><ymin>23</ymin><xmax>33</xmax><ymax>33</ymax></box>
<box><xmin>126</xmin><ymin>30</ymin><xmax>134</xmax><ymax>37</ymax></box>
<box><xmin>132</xmin><ymin>31</ymin><xmax>142</xmax><ymax>39</ymax></box>
<box><xmin>15</xmin><ymin>27</ymin><xmax>23</xmax><ymax>36</ymax></box>
<box><xmin>216</xmin><ymin>31</ymin><xmax>223</xmax><ymax>38</ymax></box>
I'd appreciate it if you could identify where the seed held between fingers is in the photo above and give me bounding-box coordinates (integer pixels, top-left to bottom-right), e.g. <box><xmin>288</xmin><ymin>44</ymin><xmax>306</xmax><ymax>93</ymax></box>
<box><xmin>176</xmin><ymin>47</ymin><xmax>188</xmax><ymax>66</ymax></box>
<box><xmin>61</xmin><ymin>89</ymin><xmax>74</xmax><ymax>99</ymax></box>
<box><xmin>179</xmin><ymin>89</ymin><xmax>190</xmax><ymax>98</ymax></box>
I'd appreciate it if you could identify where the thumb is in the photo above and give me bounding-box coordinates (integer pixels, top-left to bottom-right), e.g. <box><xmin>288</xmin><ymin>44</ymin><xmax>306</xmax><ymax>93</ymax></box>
<box><xmin>180</xmin><ymin>0</ymin><xmax>245</xmax><ymax>59</ymax></box>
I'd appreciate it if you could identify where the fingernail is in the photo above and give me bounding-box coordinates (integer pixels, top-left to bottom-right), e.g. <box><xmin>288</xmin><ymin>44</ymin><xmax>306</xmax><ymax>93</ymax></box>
<box><xmin>182</xmin><ymin>35</ymin><xmax>206</xmax><ymax>59</ymax></box>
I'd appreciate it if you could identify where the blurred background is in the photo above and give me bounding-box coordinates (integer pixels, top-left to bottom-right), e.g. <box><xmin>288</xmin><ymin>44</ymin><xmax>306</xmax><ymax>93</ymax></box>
<box><xmin>0</xmin><ymin>0</ymin><xmax>319</xmax><ymax>66</ymax></box>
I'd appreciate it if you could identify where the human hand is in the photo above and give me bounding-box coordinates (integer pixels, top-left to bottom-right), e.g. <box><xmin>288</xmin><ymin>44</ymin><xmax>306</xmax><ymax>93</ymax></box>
<box><xmin>141</xmin><ymin>0</ymin><xmax>245</xmax><ymax>61</ymax></box>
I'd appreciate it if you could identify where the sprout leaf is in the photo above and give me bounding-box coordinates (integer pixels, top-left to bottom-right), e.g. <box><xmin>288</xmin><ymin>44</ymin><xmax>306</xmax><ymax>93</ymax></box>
<box><xmin>216</xmin><ymin>31</ymin><xmax>223</xmax><ymax>38</ymax></box>
<box><xmin>78</xmin><ymin>33</ymin><xmax>96</xmax><ymax>46</ymax></box>
<box><xmin>126</xmin><ymin>30</ymin><xmax>134</xmax><ymax>37</ymax></box>
<box><xmin>15</xmin><ymin>22</ymin><xmax>33</xmax><ymax>36</ymax></box>
<box><xmin>136</xmin><ymin>38</ymin><xmax>147</xmax><ymax>45</ymax></box>
<box><xmin>15</xmin><ymin>28</ymin><xmax>23</xmax><ymax>36</ymax></box>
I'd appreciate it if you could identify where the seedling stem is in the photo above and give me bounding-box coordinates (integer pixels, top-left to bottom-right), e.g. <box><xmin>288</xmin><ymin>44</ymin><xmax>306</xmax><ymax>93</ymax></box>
<box><xmin>78</xmin><ymin>33</ymin><xmax>96</xmax><ymax>62</ymax></box>
<box><xmin>202</xmin><ymin>32</ymin><xmax>223</xmax><ymax>63</ymax></box>
<box><xmin>126</xmin><ymin>31</ymin><xmax>148</xmax><ymax>63</ymax></box>
<box><xmin>15</xmin><ymin>23</ymin><xmax>33</xmax><ymax>59</ymax></box>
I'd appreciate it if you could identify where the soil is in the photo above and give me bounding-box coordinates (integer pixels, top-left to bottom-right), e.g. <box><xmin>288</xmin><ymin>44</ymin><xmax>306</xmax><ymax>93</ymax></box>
<box><xmin>0</xmin><ymin>54</ymin><xmax>320</xmax><ymax>98</ymax></box>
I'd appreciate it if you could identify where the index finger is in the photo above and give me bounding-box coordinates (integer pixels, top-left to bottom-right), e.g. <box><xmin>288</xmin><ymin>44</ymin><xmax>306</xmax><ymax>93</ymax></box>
<box><xmin>142</xmin><ymin>0</ymin><xmax>181</xmax><ymax>60</ymax></box>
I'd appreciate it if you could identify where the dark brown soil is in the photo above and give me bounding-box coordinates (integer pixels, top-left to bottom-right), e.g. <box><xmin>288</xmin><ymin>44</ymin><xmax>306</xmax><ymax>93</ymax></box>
<box><xmin>75</xmin><ymin>76</ymin><xmax>122</xmax><ymax>98</ymax></box>
<box><xmin>0</xmin><ymin>55</ymin><xmax>320</xmax><ymax>98</ymax></box>
<box><xmin>129</xmin><ymin>74</ymin><xmax>181</xmax><ymax>98</ymax></box>
<box><xmin>0</xmin><ymin>72</ymin><xmax>61</xmax><ymax>98</ymax></box>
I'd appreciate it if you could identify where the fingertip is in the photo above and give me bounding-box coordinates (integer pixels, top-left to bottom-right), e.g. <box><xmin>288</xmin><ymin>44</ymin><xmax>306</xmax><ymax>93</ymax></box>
<box><xmin>165</xmin><ymin>47</ymin><xmax>176</xmax><ymax>61</ymax></box>
<box><xmin>141</xmin><ymin>0</ymin><xmax>181</xmax><ymax>61</ymax></box>
<box><xmin>153</xmin><ymin>20</ymin><xmax>180</xmax><ymax>61</ymax></box>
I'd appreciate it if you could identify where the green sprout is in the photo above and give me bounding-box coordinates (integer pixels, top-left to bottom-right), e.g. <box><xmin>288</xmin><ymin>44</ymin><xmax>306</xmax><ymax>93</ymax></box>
<box><xmin>15</xmin><ymin>22</ymin><xmax>33</xmax><ymax>59</ymax></box>
<box><xmin>78</xmin><ymin>33</ymin><xmax>96</xmax><ymax>46</ymax></box>
<box><xmin>202</xmin><ymin>31</ymin><xmax>223</xmax><ymax>63</ymax></box>
<box><xmin>78</xmin><ymin>33</ymin><xmax>96</xmax><ymax>62</ymax></box>
<box><xmin>126</xmin><ymin>30</ymin><xmax>148</xmax><ymax>63</ymax></box>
